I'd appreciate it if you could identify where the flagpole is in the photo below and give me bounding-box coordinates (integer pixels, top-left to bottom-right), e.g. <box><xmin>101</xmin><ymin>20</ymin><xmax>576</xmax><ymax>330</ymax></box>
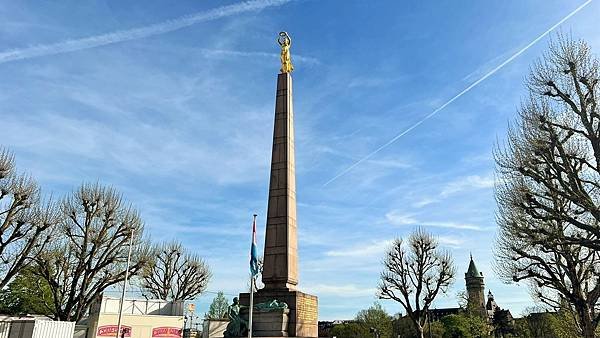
<box><xmin>248</xmin><ymin>274</ymin><xmax>255</xmax><ymax>338</ymax></box>
<box><xmin>248</xmin><ymin>214</ymin><xmax>257</xmax><ymax>338</ymax></box>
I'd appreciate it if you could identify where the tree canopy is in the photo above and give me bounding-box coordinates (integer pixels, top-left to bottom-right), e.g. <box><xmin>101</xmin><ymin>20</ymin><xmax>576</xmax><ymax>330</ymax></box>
<box><xmin>329</xmin><ymin>302</ymin><xmax>393</xmax><ymax>338</ymax></box>
<box><xmin>0</xmin><ymin>267</ymin><xmax>54</xmax><ymax>316</ymax></box>
<box><xmin>495</xmin><ymin>35</ymin><xmax>600</xmax><ymax>337</ymax></box>
<box><xmin>0</xmin><ymin>148</ymin><xmax>57</xmax><ymax>288</ymax></box>
<box><xmin>34</xmin><ymin>183</ymin><xmax>153</xmax><ymax>321</ymax></box>
<box><xmin>140</xmin><ymin>240</ymin><xmax>211</xmax><ymax>301</ymax></box>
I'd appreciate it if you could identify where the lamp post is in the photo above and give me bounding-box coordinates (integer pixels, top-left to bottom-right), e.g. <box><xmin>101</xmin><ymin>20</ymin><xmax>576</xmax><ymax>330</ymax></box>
<box><xmin>115</xmin><ymin>227</ymin><xmax>134</xmax><ymax>338</ymax></box>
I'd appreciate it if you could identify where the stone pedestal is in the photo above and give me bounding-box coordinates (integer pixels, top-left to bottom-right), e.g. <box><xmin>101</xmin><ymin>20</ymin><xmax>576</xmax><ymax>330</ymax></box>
<box><xmin>239</xmin><ymin>289</ymin><xmax>317</xmax><ymax>338</ymax></box>
<box><xmin>253</xmin><ymin>309</ymin><xmax>289</xmax><ymax>337</ymax></box>
<box><xmin>202</xmin><ymin>319</ymin><xmax>229</xmax><ymax>338</ymax></box>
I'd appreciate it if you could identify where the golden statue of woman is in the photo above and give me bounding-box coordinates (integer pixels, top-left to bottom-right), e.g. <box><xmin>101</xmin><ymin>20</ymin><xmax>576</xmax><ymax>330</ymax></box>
<box><xmin>278</xmin><ymin>31</ymin><xmax>294</xmax><ymax>73</ymax></box>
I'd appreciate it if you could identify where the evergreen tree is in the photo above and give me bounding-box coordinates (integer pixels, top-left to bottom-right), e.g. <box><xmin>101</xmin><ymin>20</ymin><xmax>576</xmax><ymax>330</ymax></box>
<box><xmin>206</xmin><ymin>291</ymin><xmax>229</xmax><ymax>319</ymax></box>
<box><xmin>0</xmin><ymin>267</ymin><xmax>54</xmax><ymax>316</ymax></box>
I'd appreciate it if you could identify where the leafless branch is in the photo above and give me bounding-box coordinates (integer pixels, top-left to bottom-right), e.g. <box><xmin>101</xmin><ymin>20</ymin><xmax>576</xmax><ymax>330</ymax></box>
<box><xmin>378</xmin><ymin>228</ymin><xmax>455</xmax><ymax>338</ymax></box>
<box><xmin>495</xmin><ymin>34</ymin><xmax>600</xmax><ymax>338</ymax></box>
<box><xmin>140</xmin><ymin>240</ymin><xmax>211</xmax><ymax>301</ymax></box>
<box><xmin>33</xmin><ymin>183</ymin><xmax>152</xmax><ymax>321</ymax></box>
<box><xmin>0</xmin><ymin>147</ymin><xmax>58</xmax><ymax>288</ymax></box>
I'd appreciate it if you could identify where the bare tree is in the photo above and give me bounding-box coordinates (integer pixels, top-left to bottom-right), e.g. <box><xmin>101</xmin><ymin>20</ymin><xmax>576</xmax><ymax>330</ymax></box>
<box><xmin>495</xmin><ymin>195</ymin><xmax>600</xmax><ymax>337</ymax></box>
<box><xmin>495</xmin><ymin>35</ymin><xmax>600</xmax><ymax>338</ymax></box>
<box><xmin>455</xmin><ymin>289</ymin><xmax>469</xmax><ymax>310</ymax></box>
<box><xmin>496</xmin><ymin>35</ymin><xmax>600</xmax><ymax>250</ymax></box>
<box><xmin>140</xmin><ymin>240</ymin><xmax>211</xmax><ymax>301</ymax></box>
<box><xmin>0</xmin><ymin>148</ymin><xmax>57</xmax><ymax>288</ymax></box>
<box><xmin>34</xmin><ymin>183</ymin><xmax>152</xmax><ymax>321</ymax></box>
<box><xmin>378</xmin><ymin>229</ymin><xmax>455</xmax><ymax>338</ymax></box>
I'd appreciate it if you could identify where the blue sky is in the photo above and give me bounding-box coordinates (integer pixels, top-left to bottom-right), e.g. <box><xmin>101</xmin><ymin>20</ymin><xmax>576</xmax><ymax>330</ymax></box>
<box><xmin>2</xmin><ymin>0</ymin><xmax>600</xmax><ymax>321</ymax></box>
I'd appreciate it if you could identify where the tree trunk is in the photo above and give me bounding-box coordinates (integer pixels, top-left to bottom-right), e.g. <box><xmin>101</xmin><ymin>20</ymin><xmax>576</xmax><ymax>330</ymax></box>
<box><xmin>417</xmin><ymin>326</ymin><xmax>424</xmax><ymax>338</ymax></box>
<box><xmin>578</xmin><ymin>306</ymin><xmax>597</xmax><ymax>338</ymax></box>
<box><xmin>582</xmin><ymin>324</ymin><xmax>596</xmax><ymax>338</ymax></box>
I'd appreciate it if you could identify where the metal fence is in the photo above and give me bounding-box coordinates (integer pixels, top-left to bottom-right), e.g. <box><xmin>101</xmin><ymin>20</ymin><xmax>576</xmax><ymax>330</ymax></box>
<box><xmin>0</xmin><ymin>319</ymin><xmax>75</xmax><ymax>338</ymax></box>
<box><xmin>0</xmin><ymin>321</ymin><xmax>10</xmax><ymax>338</ymax></box>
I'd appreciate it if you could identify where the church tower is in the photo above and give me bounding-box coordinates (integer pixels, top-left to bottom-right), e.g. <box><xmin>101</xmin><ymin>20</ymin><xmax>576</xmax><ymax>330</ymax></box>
<box><xmin>465</xmin><ymin>255</ymin><xmax>486</xmax><ymax>317</ymax></box>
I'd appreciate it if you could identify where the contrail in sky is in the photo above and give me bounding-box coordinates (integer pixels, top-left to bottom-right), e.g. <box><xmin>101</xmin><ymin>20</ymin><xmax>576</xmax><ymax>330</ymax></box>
<box><xmin>0</xmin><ymin>0</ymin><xmax>291</xmax><ymax>64</ymax></box>
<box><xmin>322</xmin><ymin>0</ymin><xmax>592</xmax><ymax>187</ymax></box>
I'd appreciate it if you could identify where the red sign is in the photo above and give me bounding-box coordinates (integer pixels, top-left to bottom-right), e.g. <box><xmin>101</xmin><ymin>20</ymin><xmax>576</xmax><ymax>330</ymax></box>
<box><xmin>152</xmin><ymin>327</ymin><xmax>182</xmax><ymax>337</ymax></box>
<box><xmin>97</xmin><ymin>325</ymin><xmax>132</xmax><ymax>337</ymax></box>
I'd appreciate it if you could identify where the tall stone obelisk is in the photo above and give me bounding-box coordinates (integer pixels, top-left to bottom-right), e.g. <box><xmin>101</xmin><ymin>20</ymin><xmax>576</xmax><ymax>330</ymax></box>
<box><xmin>262</xmin><ymin>70</ymin><xmax>299</xmax><ymax>291</ymax></box>
<box><xmin>238</xmin><ymin>32</ymin><xmax>317</xmax><ymax>338</ymax></box>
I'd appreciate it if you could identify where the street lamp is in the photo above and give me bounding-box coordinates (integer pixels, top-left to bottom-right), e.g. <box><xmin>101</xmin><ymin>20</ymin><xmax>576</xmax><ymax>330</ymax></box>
<box><xmin>116</xmin><ymin>227</ymin><xmax>135</xmax><ymax>338</ymax></box>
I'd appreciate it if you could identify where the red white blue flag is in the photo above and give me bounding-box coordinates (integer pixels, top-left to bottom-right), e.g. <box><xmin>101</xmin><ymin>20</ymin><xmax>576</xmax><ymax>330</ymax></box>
<box><xmin>250</xmin><ymin>215</ymin><xmax>259</xmax><ymax>277</ymax></box>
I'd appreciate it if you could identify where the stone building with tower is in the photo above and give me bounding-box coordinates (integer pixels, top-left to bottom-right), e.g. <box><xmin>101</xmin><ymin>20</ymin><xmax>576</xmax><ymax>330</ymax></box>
<box><xmin>465</xmin><ymin>255</ymin><xmax>489</xmax><ymax>318</ymax></box>
<box><xmin>422</xmin><ymin>256</ymin><xmax>510</xmax><ymax>323</ymax></box>
<box><xmin>464</xmin><ymin>255</ymin><xmax>510</xmax><ymax>321</ymax></box>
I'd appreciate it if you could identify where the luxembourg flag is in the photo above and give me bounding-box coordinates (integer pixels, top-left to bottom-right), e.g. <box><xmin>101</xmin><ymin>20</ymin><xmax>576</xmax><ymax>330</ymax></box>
<box><xmin>250</xmin><ymin>214</ymin><xmax>259</xmax><ymax>277</ymax></box>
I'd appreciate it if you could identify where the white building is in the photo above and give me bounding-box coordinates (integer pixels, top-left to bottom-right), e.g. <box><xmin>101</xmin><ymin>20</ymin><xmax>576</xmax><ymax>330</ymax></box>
<box><xmin>85</xmin><ymin>296</ymin><xmax>184</xmax><ymax>338</ymax></box>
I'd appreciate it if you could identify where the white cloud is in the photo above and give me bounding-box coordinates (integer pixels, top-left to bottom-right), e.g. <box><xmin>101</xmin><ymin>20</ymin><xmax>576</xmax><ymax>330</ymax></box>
<box><xmin>385</xmin><ymin>211</ymin><xmax>417</xmax><ymax>226</ymax></box>
<box><xmin>412</xmin><ymin>197</ymin><xmax>438</xmax><ymax>208</ymax></box>
<box><xmin>422</xmin><ymin>221</ymin><xmax>486</xmax><ymax>231</ymax></box>
<box><xmin>440</xmin><ymin>174</ymin><xmax>494</xmax><ymax>197</ymax></box>
<box><xmin>385</xmin><ymin>210</ymin><xmax>488</xmax><ymax>231</ymax></box>
<box><xmin>366</xmin><ymin>158</ymin><xmax>412</xmax><ymax>169</ymax></box>
<box><xmin>401</xmin><ymin>173</ymin><xmax>493</xmax><ymax>210</ymax></box>
<box><xmin>325</xmin><ymin>240</ymin><xmax>392</xmax><ymax>257</ymax></box>
<box><xmin>0</xmin><ymin>0</ymin><xmax>293</xmax><ymax>64</ymax></box>
<box><xmin>4</xmin><ymin>113</ymin><xmax>270</xmax><ymax>185</ymax></box>
<box><xmin>303</xmin><ymin>284</ymin><xmax>377</xmax><ymax>297</ymax></box>
<box><xmin>437</xmin><ymin>236</ymin><xmax>465</xmax><ymax>248</ymax></box>
<box><xmin>461</xmin><ymin>152</ymin><xmax>493</xmax><ymax>164</ymax></box>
